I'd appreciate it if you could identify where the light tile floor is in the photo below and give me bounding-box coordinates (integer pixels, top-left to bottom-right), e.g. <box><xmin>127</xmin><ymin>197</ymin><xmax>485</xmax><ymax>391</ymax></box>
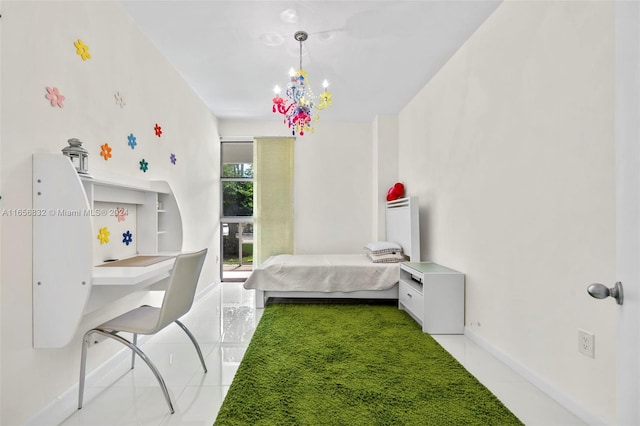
<box><xmin>60</xmin><ymin>282</ymin><xmax>585</xmax><ymax>426</ymax></box>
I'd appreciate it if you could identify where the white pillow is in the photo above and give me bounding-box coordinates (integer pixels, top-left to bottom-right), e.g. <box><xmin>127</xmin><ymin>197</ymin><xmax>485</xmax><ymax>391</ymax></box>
<box><xmin>364</xmin><ymin>241</ymin><xmax>403</xmax><ymax>255</ymax></box>
<box><xmin>367</xmin><ymin>251</ymin><xmax>405</xmax><ymax>263</ymax></box>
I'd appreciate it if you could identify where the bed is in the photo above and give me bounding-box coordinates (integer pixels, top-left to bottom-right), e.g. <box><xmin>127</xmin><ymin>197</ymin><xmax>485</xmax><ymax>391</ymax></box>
<box><xmin>244</xmin><ymin>197</ymin><xmax>420</xmax><ymax>308</ymax></box>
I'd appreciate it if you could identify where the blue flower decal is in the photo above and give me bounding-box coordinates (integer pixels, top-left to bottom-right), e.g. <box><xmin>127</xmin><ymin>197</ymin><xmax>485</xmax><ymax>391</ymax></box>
<box><xmin>122</xmin><ymin>230</ymin><xmax>133</xmax><ymax>246</ymax></box>
<box><xmin>170</xmin><ymin>153</ymin><xmax>177</xmax><ymax>165</ymax></box>
<box><xmin>139</xmin><ymin>159</ymin><xmax>148</xmax><ymax>172</ymax></box>
<box><xmin>127</xmin><ymin>133</ymin><xmax>137</xmax><ymax>149</ymax></box>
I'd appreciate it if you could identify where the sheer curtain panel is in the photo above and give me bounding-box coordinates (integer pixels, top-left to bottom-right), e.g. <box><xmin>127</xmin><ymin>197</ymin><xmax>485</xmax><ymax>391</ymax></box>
<box><xmin>253</xmin><ymin>137</ymin><xmax>294</xmax><ymax>266</ymax></box>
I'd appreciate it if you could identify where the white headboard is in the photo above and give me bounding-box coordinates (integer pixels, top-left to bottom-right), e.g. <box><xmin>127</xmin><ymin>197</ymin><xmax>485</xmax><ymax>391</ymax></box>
<box><xmin>385</xmin><ymin>197</ymin><xmax>421</xmax><ymax>261</ymax></box>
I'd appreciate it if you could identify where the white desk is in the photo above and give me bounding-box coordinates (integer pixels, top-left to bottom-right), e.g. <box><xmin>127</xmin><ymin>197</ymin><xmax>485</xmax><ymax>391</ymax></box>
<box><xmin>83</xmin><ymin>255</ymin><xmax>177</xmax><ymax>315</ymax></box>
<box><xmin>92</xmin><ymin>256</ymin><xmax>176</xmax><ymax>286</ymax></box>
<box><xmin>32</xmin><ymin>154</ymin><xmax>184</xmax><ymax>348</ymax></box>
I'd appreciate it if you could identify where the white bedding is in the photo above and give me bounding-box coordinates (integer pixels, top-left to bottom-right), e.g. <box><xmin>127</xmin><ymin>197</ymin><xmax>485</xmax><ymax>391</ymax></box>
<box><xmin>243</xmin><ymin>254</ymin><xmax>400</xmax><ymax>293</ymax></box>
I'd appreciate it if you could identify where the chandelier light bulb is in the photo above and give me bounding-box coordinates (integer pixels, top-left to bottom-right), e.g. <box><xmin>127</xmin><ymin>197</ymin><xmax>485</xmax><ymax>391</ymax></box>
<box><xmin>322</xmin><ymin>79</ymin><xmax>329</xmax><ymax>89</ymax></box>
<box><xmin>273</xmin><ymin>85</ymin><xmax>281</xmax><ymax>95</ymax></box>
<box><xmin>288</xmin><ymin>67</ymin><xmax>296</xmax><ymax>77</ymax></box>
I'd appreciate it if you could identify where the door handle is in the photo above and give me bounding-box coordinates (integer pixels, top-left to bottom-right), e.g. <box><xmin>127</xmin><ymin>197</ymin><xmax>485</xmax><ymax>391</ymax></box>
<box><xmin>587</xmin><ymin>281</ymin><xmax>623</xmax><ymax>305</ymax></box>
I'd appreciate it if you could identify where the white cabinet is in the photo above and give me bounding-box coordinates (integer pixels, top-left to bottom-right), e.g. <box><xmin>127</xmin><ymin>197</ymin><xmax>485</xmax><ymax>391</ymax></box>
<box><xmin>32</xmin><ymin>154</ymin><xmax>183</xmax><ymax>348</ymax></box>
<box><xmin>398</xmin><ymin>262</ymin><xmax>465</xmax><ymax>334</ymax></box>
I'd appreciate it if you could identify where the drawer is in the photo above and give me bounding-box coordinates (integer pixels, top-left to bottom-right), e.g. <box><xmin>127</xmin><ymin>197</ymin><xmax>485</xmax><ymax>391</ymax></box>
<box><xmin>399</xmin><ymin>280</ymin><xmax>424</xmax><ymax>324</ymax></box>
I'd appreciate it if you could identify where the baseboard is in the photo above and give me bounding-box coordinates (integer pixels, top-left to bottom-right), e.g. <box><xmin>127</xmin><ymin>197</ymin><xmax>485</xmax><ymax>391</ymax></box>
<box><xmin>464</xmin><ymin>326</ymin><xmax>608</xmax><ymax>426</ymax></box>
<box><xmin>24</xmin><ymin>281</ymin><xmax>220</xmax><ymax>426</ymax></box>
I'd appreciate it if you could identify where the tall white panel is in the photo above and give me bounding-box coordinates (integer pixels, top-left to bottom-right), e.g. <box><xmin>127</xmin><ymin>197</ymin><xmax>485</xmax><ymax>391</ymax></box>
<box><xmin>32</xmin><ymin>154</ymin><xmax>93</xmax><ymax>348</ymax></box>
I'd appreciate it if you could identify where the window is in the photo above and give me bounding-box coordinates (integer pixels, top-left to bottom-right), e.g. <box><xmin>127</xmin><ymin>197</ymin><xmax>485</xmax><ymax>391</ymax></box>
<box><xmin>221</xmin><ymin>142</ymin><xmax>253</xmax><ymax>217</ymax></box>
<box><xmin>221</xmin><ymin>141</ymin><xmax>253</xmax><ymax>281</ymax></box>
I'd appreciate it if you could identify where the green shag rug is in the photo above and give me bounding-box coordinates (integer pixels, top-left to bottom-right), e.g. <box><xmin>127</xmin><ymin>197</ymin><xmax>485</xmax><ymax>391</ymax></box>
<box><xmin>214</xmin><ymin>303</ymin><xmax>522</xmax><ymax>426</ymax></box>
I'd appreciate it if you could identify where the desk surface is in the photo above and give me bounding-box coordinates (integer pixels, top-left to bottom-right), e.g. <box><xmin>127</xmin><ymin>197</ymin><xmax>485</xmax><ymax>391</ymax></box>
<box><xmin>92</xmin><ymin>255</ymin><xmax>176</xmax><ymax>286</ymax></box>
<box><xmin>96</xmin><ymin>255</ymin><xmax>175</xmax><ymax>268</ymax></box>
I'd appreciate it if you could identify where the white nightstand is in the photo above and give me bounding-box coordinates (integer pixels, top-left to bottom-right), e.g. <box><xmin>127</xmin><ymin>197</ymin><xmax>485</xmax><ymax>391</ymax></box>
<box><xmin>398</xmin><ymin>262</ymin><xmax>465</xmax><ymax>334</ymax></box>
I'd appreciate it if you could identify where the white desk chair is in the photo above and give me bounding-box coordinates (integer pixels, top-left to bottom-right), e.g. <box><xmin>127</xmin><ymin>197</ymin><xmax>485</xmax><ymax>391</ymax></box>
<box><xmin>78</xmin><ymin>248</ymin><xmax>208</xmax><ymax>414</ymax></box>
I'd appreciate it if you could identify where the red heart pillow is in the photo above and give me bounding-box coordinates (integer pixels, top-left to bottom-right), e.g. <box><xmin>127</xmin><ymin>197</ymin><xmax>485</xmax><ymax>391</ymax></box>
<box><xmin>386</xmin><ymin>182</ymin><xmax>405</xmax><ymax>201</ymax></box>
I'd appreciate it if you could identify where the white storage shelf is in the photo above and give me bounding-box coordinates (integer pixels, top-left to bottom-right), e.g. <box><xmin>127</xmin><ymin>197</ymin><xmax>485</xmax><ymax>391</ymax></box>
<box><xmin>32</xmin><ymin>154</ymin><xmax>183</xmax><ymax>348</ymax></box>
<box><xmin>398</xmin><ymin>262</ymin><xmax>465</xmax><ymax>334</ymax></box>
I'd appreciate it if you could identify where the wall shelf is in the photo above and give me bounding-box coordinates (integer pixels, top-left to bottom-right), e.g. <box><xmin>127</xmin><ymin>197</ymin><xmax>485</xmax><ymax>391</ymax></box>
<box><xmin>32</xmin><ymin>154</ymin><xmax>183</xmax><ymax>348</ymax></box>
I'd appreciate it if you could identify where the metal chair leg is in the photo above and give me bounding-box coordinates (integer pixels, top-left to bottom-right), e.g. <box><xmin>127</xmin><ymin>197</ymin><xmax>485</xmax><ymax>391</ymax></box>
<box><xmin>131</xmin><ymin>333</ymin><xmax>137</xmax><ymax>369</ymax></box>
<box><xmin>78</xmin><ymin>330</ymin><xmax>92</xmax><ymax>409</ymax></box>
<box><xmin>78</xmin><ymin>329</ymin><xmax>175</xmax><ymax>414</ymax></box>
<box><xmin>174</xmin><ymin>320</ymin><xmax>208</xmax><ymax>373</ymax></box>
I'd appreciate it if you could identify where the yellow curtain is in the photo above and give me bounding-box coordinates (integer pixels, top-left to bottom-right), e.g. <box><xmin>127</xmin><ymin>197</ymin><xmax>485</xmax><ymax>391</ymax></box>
<box><xmin>253</xmin><ymin>137</ymin><xmax>295</xmax><ymax>266</ymax></box>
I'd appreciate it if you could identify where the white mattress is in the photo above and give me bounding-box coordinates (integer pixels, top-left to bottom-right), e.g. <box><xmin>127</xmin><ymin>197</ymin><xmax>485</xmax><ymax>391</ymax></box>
<box><xmin>243</xmin><ymin>254</ymin><xmax>400</xmax><ymax>293</ymax></box>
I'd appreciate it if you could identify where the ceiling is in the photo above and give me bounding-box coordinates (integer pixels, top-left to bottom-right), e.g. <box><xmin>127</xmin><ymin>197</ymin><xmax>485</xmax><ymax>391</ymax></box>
<box><xmin>120</xmin><ymin>1</ymin><xmax>502</xmax><ymax>123</ymax></box>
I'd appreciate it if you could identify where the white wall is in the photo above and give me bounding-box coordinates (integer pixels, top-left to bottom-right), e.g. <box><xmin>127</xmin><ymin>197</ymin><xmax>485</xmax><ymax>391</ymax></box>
<box><xmin>371</xmin><ymin>115</ymin><xmax>399</xmax><ymax>241</ymax></box>
<box><xmin>219</xmin><ymin>119</ymin><xmax>374</xmax><ymax>254</ymax></box>
<box><xmin>399</xmin><ymin>1</ymin><xmax>616</xmax><ymax>422</ymax></box>
<box><xmin>0</xmin><ymin>1</ymin><xmax>220</xmax><ymax>424</ymax></box>
<box><xmin>0</xmin><ymin>0</ymin><xmax>4</xmax><ymax>418</ymax></box>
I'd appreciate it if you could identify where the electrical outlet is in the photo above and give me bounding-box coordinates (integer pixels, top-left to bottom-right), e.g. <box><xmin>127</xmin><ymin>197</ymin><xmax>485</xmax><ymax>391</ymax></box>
<box><xmin>578</xmin><ymin>329</ymin><xmax>595</xmax><ymax>358</ymax></box>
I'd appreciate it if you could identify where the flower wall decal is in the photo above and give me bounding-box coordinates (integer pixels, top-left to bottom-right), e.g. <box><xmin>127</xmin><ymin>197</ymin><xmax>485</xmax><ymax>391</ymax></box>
<box><xmin>139</xmin><ymin>159</ymin><xmax>149</xmax><ymax>173</ymax></box>
<box><xmin>127</xmin><ymin>133</ymin><xmax>137</xmax><ymax>149</ymax></box>
<box><xmin>45</xmin><ymin>87</ymin><xmax>65</xmax><ymax>108</ymax></box>
<box><xmin>100</xmin><ymin>143</ymin><xmax>112</xmax><ymax>161</ymax></box>
<box><xmin>154</xmin><ymin>123</ymin><xmax>162</xmax><ymax>137</ymax></box>
<box><xmin>122</xmin><ymin>230</ymin><xmax>133</xmax><ymax>246</ymax></box>
<box><xmin>114</xmin><ymin>91</ymin><xmax>126</xmax><ymax>108</ymax></box>
<box><xmin>115</xmin><ymin>207</ymin><xmax>127</xmax><ymax>222</ymax></box>
<box><xmin>170</xmin><ymin>153</ymin><xmax>177</xmax><ymax>165</ymax></box>
<box><xmin>74</xmin><ymin>39</ymin><xmax>91</xmax><ymax>61</ymax></box>
<box><xmin>97</xmin><ymin>227</ymin><xmax>110</xmax><ymax>245</ymax></box>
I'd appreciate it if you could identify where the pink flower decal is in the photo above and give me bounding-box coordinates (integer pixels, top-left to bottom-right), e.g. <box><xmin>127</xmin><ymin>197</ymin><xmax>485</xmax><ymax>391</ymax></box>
<box><xmin>45</xmin><ymin>87</ymin><xmax>65</xmax><ymax>108</ymax></box>
<box><xmin>154</xmin><ymin>123</ymin><xmax>162</xmax><ymax>137</ymax></box>
<box><xmin>115</xmin><ymin>207</ymin><xmax>128</xmax><ymax>222</ymax></box>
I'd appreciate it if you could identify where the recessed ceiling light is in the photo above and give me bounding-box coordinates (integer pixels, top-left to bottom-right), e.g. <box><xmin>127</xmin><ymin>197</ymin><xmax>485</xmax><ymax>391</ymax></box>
<box><xmin>315</xmin><ymin>31</ymin><xmax>335</xmax><ymax>42</ymax></box>
<box><xmin>259</xmin><ymin>32</ymin><xmax>285</xmax><ymax>47</ymax></box>
<box><xmin>280</xmin><ymin>8</ymin><xmax>298</xmax><ymax>23</ymax></box>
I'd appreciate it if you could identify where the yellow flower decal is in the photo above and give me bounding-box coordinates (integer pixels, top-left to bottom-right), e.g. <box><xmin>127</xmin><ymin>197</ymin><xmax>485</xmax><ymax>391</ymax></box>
<box><xmin>74</xmin><ymin>39</ymin><xmax>91</xmax><ymax>61</ymax></box>
<box><xmin>100</xmin><ymin>143</ymin><xmax>112</xmax><ymax>161</ymax></box>
<box><xmin>97</xmin><ymin>227</ymin><xmax>110</xmax><ymax>245</ymax></box>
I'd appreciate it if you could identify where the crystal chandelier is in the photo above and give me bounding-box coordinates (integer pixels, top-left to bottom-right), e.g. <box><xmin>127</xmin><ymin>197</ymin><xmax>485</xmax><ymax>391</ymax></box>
<box><xmin>272</xmin><ymin>31</ymin><xmax>332</xmax><ymax>136</ymax></box>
